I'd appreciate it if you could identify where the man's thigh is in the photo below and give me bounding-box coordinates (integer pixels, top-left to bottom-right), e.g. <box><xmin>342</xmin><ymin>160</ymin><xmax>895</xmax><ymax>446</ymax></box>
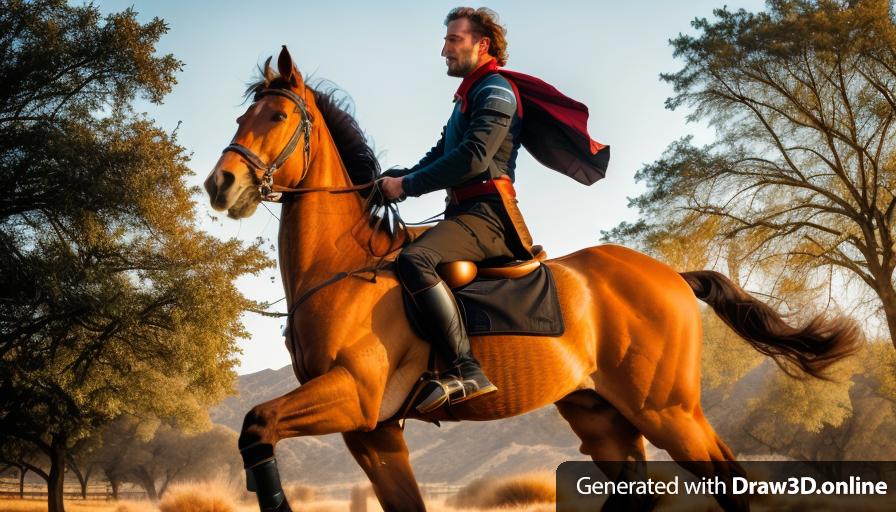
<box><xmin>408</xmin><ymin>211</ymin><xmax>513</xmax><ymax>264</ymax></box>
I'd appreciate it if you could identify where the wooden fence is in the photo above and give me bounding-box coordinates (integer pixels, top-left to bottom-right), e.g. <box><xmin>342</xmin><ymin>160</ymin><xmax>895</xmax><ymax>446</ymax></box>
<box><xmin>0</xmin><ymin>478</ymin><xmax>462</xmax><ymax>502</ymax></box>
<box><xmin>0</xmin><ymin>479</ymin><xmax>146</xmax><ymax>501</ymax></box>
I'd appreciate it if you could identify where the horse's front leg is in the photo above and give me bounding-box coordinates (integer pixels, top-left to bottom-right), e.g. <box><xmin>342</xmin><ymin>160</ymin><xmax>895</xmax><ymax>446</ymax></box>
<box><xmin>342</xmin><ymin>421</ymin><xmax>426</xmax><ymax>511</ymax></box>
<box><xmin>239</xmin><ymin>363</ymin><xmax>384</xmax><ymax>512</ymax></box>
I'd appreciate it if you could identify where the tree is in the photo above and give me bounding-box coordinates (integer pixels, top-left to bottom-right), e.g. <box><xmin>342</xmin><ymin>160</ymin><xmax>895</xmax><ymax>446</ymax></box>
<box><xmin>125</xmin><ymin>423</ymin><xmax>241</xmax><ymax>500</ymax></box>
<box><xmin>0</xmin><ymin>435</ymin><xmax>45</xmax><ymax>499</ymax></box>
<box><xmin>605</xmin><ymin>0</ymin><xmax>896</xmax><ymax>346</ymax></box>
<box><xmin>67</xmin><ymin>434</ymin><xmax>103</xmax><ymax>499</ymax></box>
<box><xmin>731</xmin><ymin>344</ymin><xmax>896</xmax><ymax>464</ymax></box>
<box><xmin>91</xmin><ymin>415</ymin><xmax>157</xmax><ymax>501</ymax></box>
<box><xmin>89</xmin><ymin>415</ymin><xmax>242</xmax><ymax>500</ymax></box>
<box><xmin>0</xmin><ymin>2</ymin><xmax>270</xmax><ymax>511</ymax></box>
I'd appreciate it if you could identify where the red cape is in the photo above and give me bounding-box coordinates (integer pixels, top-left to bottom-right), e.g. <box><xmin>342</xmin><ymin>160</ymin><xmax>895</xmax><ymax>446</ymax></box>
<box><xmin>455</xmin><ymin>59</ymin><xmax>610</xmax><ymax>186</ymax></box>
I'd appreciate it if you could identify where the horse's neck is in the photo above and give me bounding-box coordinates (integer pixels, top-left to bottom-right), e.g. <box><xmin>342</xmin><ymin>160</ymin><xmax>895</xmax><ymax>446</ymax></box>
<box><xmin>277</xmin><ymin>126</ymin><xmax>376</xmax><ymax>305</ymax></box>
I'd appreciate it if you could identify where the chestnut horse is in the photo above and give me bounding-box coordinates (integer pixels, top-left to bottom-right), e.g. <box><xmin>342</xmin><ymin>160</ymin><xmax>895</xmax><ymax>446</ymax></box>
<box><xmin>204</xmin><ymin>48</ymin><xmax>861</xmax><ymax>512</ymax></box>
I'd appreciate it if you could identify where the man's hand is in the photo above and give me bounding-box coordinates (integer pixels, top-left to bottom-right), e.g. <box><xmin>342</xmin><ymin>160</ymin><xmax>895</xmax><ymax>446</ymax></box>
<box><xmin>379</xmin><ymin>176</ymin><xmax>406</xmax><ymax>201</ymax></box>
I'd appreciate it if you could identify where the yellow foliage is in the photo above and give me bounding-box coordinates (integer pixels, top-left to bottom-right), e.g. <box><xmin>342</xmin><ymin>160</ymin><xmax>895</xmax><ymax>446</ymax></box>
<box><xmin>753</xmin><ymin>352</ymin><xmax>861</xmax><ymax>433</ymax></box>
<box><xmin>700</xmin><ymin>309</ymin><xmax>764</xmax><ymax>392</ymax></box>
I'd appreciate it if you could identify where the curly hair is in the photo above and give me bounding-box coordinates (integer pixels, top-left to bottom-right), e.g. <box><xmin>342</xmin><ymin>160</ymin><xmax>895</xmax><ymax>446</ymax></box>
<box><xmin>444</xmin><ymin>7</ymin><xmax>508</xmax><ymax>66</ymax></box>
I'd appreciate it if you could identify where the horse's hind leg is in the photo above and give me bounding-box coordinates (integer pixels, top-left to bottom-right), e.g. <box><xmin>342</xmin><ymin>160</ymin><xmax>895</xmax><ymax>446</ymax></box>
<box><xmin>342</xmin><ymin>421</ymin><xmax>426</xmax><ymax>512</ymax></box>
<box><xmin>631</xmin><ymin>405</ymin><xmax>748</xmax><ymax>512</ymax></box>
<box><xmin>555</xmin><ymin>390</ymin><xmax>652</xmax><ymax>511</ymax></box>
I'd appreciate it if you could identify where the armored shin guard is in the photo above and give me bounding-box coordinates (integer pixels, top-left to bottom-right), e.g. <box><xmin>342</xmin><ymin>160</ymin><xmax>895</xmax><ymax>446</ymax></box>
<box><xmin>245</xmin><ymin>458</ymin><xmax>291</xmax><ymax>512</ymax></box>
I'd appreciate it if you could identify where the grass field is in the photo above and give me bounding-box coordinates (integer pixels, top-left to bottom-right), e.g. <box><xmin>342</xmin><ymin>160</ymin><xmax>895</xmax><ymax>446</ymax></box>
<box><xmin>0</xmin><ymin>473</ymin><xmax>558</xmax><ymax>512</ymax></box>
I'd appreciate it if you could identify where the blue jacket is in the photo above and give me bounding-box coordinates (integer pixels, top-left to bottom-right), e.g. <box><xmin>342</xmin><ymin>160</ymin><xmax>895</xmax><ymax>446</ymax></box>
<box><xmin>400</xmin><ymin>73</ymin><xmax>522</xmax><ymax>198</ymax></box>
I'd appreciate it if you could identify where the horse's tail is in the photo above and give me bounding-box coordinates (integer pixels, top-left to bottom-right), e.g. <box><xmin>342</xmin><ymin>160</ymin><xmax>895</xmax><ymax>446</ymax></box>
<box><xmin>680</xmin><ymin>270</ymin><xmax>863</xmax><ymax>379</ymax></box>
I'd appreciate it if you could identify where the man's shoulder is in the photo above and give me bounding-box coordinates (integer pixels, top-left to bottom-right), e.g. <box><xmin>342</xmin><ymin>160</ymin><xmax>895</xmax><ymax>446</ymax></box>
<box><xmin>469</xmin><ymin>72</ymin><xmax>517</xmax><ymax>115</ymax></box>
<box><xmin>472</xmin><ymin>72</ymin><xmax>515</xmax><ymax>96</ymax></box>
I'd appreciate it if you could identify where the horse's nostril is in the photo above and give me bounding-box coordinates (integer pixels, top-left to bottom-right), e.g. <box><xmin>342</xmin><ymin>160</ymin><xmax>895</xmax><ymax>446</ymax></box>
<box><xmin>206</xmin><ymin>169</ymin><xmax>238</xmax><ymax>209</ymax></box>
<box><xmin>218</xmin><ymin>169</ymin><xmax>236</xmax><ymax>189</ymax></box>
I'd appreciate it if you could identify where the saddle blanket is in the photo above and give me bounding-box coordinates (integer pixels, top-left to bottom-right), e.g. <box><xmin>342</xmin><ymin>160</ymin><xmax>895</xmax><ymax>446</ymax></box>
<box><xmin>403</xmin><ymin>263</ymin><xmax>564</xmax><ymax>337</ymax></box>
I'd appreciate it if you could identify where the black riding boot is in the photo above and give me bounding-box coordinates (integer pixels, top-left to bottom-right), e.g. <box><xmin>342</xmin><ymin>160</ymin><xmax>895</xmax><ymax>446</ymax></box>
<box><xmin>413</xmin><ymin>281</ymin><xmax>497</xmax><ymax>413</ymax></box>
<box><xmin>245</xmin><ymin>458</ymin><xmax>292</xmax><ymax>512</ymax></box>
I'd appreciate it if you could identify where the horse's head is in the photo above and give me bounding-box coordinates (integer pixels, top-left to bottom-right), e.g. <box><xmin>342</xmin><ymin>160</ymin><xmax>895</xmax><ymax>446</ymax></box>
<box><xmin>205</xmin><ymin>46</ymin><xmax>314</xmax><ymax>218</ymax></box>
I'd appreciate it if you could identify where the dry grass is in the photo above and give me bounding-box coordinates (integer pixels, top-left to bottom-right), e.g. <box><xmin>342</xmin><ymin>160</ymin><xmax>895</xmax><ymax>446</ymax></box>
<box><xmin>157</xmin><ymin>480</ymin><xmax>238</xmax><ymax>512</ymax></box>
<box><xmin>445</xmin><ymin>472</ymin><xmax>555</xmax><ymax>509</ymax></box>
<box><xmin>112</xmin><ymin>501</ymin><xmax>157</xmax><ymax>512</ymax></box>
<box><xmin>0</xmin><ymin>499</ymin><xmax>133</xmax><ymax>512</ymax></box>
<box><xmin>428</xmin><ymin>499</ymin><xmax>553</xmax><ymax>512</ymax></box>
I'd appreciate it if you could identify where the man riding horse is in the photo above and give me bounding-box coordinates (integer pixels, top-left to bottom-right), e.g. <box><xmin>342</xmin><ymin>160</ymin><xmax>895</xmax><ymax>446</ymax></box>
<box><xmin>380</xmin><ymin>7</ymin><xmax>532</xmax><ymax>413</ymax></box>
<box><xmin>380</xmin><ymin>6</ymin><xmax>610</xmax><ymax>413</ymax></box>
<box><xmin>206</xmin><ymin>7</ymin><xmax>859</xmax><ymax>511</ymax></box>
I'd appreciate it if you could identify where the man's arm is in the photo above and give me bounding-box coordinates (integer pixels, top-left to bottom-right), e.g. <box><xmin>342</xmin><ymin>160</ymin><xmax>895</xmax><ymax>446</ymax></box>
<box><xmin>401</xmin><ymin>83</ymin><xmax>516</xmax><ymax>197</ymax></box>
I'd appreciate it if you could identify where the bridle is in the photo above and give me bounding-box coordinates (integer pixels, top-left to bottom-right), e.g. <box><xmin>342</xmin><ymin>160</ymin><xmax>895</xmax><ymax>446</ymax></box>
<box><xmin>222</xmin><ymin>88</ymin><xmax>313</xmax><ymax>201</ymax></box>
<box><xmin>217</xmin><ymin>85</ymin><xmax>421</xmax><ymax>317</ymax></box>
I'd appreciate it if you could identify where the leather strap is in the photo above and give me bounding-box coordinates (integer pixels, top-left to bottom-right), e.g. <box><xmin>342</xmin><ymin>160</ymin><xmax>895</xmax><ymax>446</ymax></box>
<box><xmin>448</xmin><ymin>175</ymin><xmax>514</xmax><ymax>204</ymax></box>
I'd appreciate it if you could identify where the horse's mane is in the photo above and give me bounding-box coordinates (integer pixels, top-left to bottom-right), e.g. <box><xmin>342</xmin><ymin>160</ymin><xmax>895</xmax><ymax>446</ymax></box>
<box><xmin>244</xmin><ymin>74</ymin><xmax>380</xmax><ymax>194</ymax></box>
<box><xmin>246</xmin><ymin>71</ymin><xmax>407</xmax><ymax>249</ymax></box>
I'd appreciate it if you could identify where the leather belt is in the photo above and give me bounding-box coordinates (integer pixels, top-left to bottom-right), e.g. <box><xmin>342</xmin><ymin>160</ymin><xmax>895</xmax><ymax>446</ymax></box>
<box><xmin>448</xmin><ymin>175</ymin><xmax>515</xmax><ymax>204</ymax></box>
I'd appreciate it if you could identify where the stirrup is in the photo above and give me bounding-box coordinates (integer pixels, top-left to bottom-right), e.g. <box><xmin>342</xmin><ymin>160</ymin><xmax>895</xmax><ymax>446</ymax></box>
<box><xmin>415</xmin><ymin>375</ymin><xmax>497</xmax><ymax>414</ymax></box>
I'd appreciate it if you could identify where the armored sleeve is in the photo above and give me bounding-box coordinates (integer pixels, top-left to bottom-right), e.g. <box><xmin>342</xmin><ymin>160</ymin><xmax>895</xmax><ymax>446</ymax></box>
<box><xmin>401</xmin><ymin>82</ymin><xmax>517</xmax><ymax>197</ymax></box>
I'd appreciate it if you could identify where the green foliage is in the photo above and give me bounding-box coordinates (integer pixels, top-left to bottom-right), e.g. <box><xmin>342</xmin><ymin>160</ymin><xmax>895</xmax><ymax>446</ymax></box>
<box><xmin>605</xmin><ymin>0</ymin><xmax>896</xmax><ymax>342</ymax></box>
<box><xmin>0</xmin><ymin>0</ymin><xmax>271</xmax><ymax>475</ymax></box>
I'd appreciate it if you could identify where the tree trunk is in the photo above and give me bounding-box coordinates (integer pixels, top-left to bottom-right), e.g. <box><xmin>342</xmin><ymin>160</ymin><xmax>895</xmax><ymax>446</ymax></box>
<box><xmin>19</xmin><ymin>466</ymin><xmax>26</xmax><ymax>499</ymax></box>
<box><xmin>69</xmin><ymin>458</ymin><xmax>89</xmax><ymax>499</ymax></box>
<box><xmin>133</xmin><ymin>468</ymin><xmax>158</xmax><ymax>501</ymax></box>
<box><xmin>873</xmin><ymin>276</ymin><xmax>896</xmax><ymax>349</ymax></box>
<box><xmin>110</xmin><ymin>478</ymin><xmax>119</xmax><ymax>500</ymax></box>
<box><xmin>46</xmin><ymin>439</ymin><xmax>66</xmax><ymax>512</ymax></box>
<box><xmin>81</xmin><ymin>467</ymin><xmax>92</xmax><ymax>499</ymax></box>
<box><xmin>158</xmin><ymin>475</ymin><xmax>171</xmax><ymax>499</ymax></box>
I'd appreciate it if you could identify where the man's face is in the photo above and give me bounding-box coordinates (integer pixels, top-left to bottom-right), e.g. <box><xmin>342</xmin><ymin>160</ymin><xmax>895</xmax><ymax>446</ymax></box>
<box><xmin>441</xmin><ymin>18</ymin><xmax>487</xmax><ymax>77</ymax></box>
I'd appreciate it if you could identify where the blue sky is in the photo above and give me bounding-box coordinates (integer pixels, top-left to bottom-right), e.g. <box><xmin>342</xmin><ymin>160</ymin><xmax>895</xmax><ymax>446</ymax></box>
<box><xmin>94</xmin><ymin>0</ymin><xmax>767</xmax><ymax>374</ymax></box>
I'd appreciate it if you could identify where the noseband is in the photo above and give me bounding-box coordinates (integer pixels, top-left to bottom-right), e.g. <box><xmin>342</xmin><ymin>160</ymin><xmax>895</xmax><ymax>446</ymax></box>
<box><xmin>222</xmin><ymin>88</ymin><xmax>313</xmax><ymax>201</ymax></box>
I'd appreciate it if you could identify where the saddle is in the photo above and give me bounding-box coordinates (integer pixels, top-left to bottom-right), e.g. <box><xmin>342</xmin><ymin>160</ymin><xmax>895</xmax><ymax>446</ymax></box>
<box><xmin>437</xmin><ymin>245</ymin><xmax>548</xmax><ymax>289</ymax></box>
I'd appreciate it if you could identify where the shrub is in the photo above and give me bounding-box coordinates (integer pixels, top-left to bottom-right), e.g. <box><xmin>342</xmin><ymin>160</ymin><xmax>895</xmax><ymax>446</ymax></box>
<box><xmin>447</xmin><ymin>472</ymin><xmax>555</xmax><ymax>509</ymax></box>
<box><xmin>158</xmin><ymin>480</ymin><xmax>236</xmax><ymax>512</ymax></box>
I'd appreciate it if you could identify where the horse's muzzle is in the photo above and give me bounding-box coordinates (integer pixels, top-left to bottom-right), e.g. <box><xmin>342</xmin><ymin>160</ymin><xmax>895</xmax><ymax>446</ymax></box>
<box><xmin>205</xmin><ymin>168</ymin><xmax>237</xmax><ymax>211</ymax></box>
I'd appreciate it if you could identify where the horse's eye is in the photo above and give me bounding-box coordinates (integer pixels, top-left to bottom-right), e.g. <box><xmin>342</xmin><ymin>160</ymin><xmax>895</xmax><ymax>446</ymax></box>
<box><xmin>273</xmin><ymin>112</ymin><xmax>288</xmax><ymax>122</ymax></box>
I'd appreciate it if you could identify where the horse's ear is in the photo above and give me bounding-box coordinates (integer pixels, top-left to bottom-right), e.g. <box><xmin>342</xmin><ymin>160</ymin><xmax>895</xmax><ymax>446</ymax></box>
<box><xmin>277</xmin><ymin>45</ymin><xmax>303</xmax><ymax>88</ymax></box>
<box><xmin>263</xmin><ymin>56</ymin><xmax>276</xmax><ymax>83</ymax></box>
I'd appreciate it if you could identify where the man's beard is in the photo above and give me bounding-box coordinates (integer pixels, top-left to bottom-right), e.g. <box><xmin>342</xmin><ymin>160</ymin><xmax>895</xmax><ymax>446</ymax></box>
<box><xmin>447</xmin><ymin>53</ymin><xmax>478</xmax><ymax>77</ymax></box>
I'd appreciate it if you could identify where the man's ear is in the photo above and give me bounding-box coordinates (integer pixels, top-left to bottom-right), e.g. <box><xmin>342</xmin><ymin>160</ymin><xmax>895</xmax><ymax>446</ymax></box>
<box><xmin>478</xmin><ymin>37</ymin><xmax>491</xmax><ymax>57</ymax></box>
<box><xmin>277</xmin><ymin>45</ymin><xmax>304</xmax><ymax>89</ymax></box>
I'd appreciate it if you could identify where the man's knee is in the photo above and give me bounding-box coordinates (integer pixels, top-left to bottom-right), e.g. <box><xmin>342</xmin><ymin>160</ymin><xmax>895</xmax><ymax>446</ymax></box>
<box><xmin>396</xmin><ymin>245</ymin><xmax>442</xmax><ymax>292</ymax></box>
